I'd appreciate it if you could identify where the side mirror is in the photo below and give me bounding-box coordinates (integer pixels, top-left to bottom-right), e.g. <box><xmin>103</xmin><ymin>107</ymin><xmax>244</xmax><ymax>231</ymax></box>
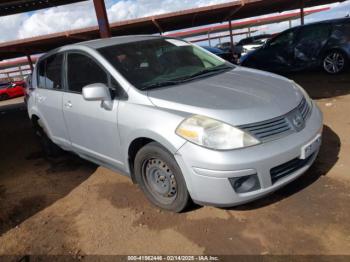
<box><xmin>82</xmin><ymin>83</ymin><xmax>113</xmax><ymax>110</ymax></box>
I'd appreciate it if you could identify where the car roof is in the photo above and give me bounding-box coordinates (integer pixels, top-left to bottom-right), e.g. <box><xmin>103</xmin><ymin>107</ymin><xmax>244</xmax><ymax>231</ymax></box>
<box><xmin>293</xmin><ymin>17</ymin><xmax>350</xmax><ymax>29</ymax></box>
<box><xmin>38</xmin><ymin>35</ymin><xmax>176</xmax><ymax>61</ymax></box>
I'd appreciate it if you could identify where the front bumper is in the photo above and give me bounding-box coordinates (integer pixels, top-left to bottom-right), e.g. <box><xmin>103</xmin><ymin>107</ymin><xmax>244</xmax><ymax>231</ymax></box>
<box><xmin>174</xmin><ymin>102</ymin><xmax>323</xmax><ymax>206</ymax></box>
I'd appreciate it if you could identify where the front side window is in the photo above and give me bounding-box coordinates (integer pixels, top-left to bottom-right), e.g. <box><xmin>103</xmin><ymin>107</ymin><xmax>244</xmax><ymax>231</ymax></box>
<box><xmin>67</xmin><ymin>53</ymin><xmax>108</xmax><ymax>93</ymax></box>
<box><xmin>268</xmin><ymin>30</ymin><xmax>296</xmax><ymax>47</ymax></box>
<box><xmin>98</xmin><ymin>38</ymin><xmax>233</xmax><ymax>90</ymax></box>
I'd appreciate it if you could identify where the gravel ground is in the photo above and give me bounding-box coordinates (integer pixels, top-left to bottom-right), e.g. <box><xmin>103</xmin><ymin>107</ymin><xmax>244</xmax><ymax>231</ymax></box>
<box><xmin>0</xmin><ymin>72</ymin><xmax>349</xmax><ymax>255</ymax></box>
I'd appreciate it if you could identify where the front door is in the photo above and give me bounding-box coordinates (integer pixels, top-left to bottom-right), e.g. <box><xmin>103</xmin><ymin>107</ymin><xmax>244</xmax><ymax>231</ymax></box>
<box><xmin>255</xmin><ymin>28</ymin><xmax>298</xmax><ymax>72</ymax></box>
<box><xmin>62</xmin><ymin>52</ymin><xmax>123</xmax><ymax>168</ymax></box>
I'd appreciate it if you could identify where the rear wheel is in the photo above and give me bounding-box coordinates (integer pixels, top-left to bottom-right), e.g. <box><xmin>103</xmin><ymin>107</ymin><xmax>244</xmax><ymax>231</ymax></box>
<box><xmin>0</xmin><ymin>94</ymin><xmax>9</xmax><ymax>101</ymax></box>
<box><xmin>323</xmin><ymin>50</ymin><xmax>348</xmax><ymax>74</ymax></box>
<box><xmin>134</xmin><ymin>142</ymin><xmax>190</xmax><ymax>212</ymax></box>
<box><xmin>33</xmin><ymin>119</ymin><xmax>62</xmax><ymax>157</ymax></box>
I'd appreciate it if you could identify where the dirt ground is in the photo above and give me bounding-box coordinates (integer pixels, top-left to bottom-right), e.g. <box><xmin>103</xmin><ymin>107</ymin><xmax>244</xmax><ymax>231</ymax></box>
<box><xmin>0</xmin><ymin>72</ymin><xmax>349</xmax><ymax>255</ymax></box>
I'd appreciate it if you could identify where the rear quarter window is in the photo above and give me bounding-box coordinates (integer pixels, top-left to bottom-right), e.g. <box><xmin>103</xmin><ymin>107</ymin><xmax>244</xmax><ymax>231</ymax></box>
<box><xmin>332</xmin><ymin>23</ymin><xmax>350</xmax><ymax>42</ymax></box>
<box><xmin>37</xmin><ymin>60</ymin><xmax>46</xmax><ymax>89</ymax></box>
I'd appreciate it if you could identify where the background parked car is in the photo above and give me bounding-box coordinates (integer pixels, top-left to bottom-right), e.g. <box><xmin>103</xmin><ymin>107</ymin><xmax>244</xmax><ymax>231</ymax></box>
<box><xmin>236</xmin><ymin>34</ymin><xmax>272</xmax><ymax>56</ymax></box>
<box><xmin>215</xmin><ymin>42</ymin><xmax>242</xmax><ymax>59</ymax></box>
<box><xmin>240</xmin><ymin>18</ymin><xmax>350</xmax><ymax>74</ymax></box>
<box><xmin>215</xmin><ymin>41</ymin><xmax>232</xmax><ymax>51</ymax></box>
<box><xmin>201</xmin><ymin>46</ymin><xmax>236</xmax><ymax>63</ymax></box>
<box><xmin>0</xmin><ymin>80</ymin><xmax>26</xmax><ymax>100</ymax></box>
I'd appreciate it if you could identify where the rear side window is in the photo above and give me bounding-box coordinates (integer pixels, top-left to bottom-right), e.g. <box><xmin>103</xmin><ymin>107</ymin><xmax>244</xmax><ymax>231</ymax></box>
<box><xmin>332</xmin><ymin>22</ymin><xmax>350</xmax><ymax>41</ymax></box>
<box><xmin>298</xmin><ymin>24</ymin><xmax>331</xmax><ymax>42</ymax></box>
<box><xmin>37</xmin><ymin>53</ymin><xmax>63</xmax><ymax>90</ymax></box>
<box><xmin>67</xmin><ymin>53</ymin><xmax>108</xmax><ymax>93</ymax></box>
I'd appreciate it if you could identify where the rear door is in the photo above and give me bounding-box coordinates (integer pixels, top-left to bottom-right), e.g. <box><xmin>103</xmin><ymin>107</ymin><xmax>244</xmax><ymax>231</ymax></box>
<box><xmin>35</xmin><ymin>53</ymin><xmax>70</xmax><ymax>147</ymax></box>
<box><xmin>62</xmin><ymin>52</ymin><xmax>123</xmax><ymax>168</ymax></box>
<box><xmin>294</xmin><ymin>23</ymin><xmax>332</xmax><ymax>68</ymax></box>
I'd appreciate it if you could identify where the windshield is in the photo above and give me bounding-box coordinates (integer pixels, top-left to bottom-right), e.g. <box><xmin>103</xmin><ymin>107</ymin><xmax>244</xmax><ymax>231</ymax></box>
<box><xmin>98</xmin><ymin>38</ymin><xmax>234</xmax><ymax>90</ymax></box>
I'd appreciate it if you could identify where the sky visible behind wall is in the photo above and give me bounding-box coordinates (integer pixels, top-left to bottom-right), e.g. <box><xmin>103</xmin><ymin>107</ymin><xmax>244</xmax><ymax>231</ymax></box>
<box><xmin>0</xmin><ymin>0</ymin><xmax>349</xmax><ymax>44</ymax></box>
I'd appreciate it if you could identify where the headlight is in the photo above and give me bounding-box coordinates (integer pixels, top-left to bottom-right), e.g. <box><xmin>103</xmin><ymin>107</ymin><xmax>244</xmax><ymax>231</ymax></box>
<box><xmin>176</xmin><ymin>115</ymin><xmax>260</xmax><ymax>150</ymax></box>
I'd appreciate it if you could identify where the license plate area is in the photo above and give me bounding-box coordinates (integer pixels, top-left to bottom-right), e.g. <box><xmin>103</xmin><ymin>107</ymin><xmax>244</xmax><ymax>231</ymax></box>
<box><xmin>300</xmin><ymin>134</ymin><xmax>322</xmax><ymax>159</ymax></box>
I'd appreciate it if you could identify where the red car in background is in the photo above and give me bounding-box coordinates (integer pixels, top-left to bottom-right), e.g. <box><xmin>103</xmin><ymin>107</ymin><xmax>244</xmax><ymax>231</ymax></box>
<box><xmin>0</xmin><ymin>81</ymin><xmax>26</xmax><ymax>101</ymax></box>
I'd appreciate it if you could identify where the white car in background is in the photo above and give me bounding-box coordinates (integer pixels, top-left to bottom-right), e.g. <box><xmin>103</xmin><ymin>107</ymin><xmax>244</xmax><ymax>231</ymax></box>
<box><xmin>240</xmin><ymin>37</ymin><xmax>270</xmax><ymax>56</ymax></box>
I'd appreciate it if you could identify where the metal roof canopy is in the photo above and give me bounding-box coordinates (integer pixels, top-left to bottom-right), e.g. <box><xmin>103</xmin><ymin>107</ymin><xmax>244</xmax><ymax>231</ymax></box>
<box><xmin>191</xmin><ymin>29</ymin><xmax>259</xmax><ymax>43</ymax></box>
<box><xmin>0</xmin><ymin>0</ymin><xmax>345</xmax><ymax>60</ymax></box>
<box><xmin>166</xmin><ymin>7</ymin><xmax>330</xmax><ymax>39</ymax></box>
<box><xmin>0</xmin><ymin>0</ymin><xmax>87</xmax><ymax>17</ymax></box>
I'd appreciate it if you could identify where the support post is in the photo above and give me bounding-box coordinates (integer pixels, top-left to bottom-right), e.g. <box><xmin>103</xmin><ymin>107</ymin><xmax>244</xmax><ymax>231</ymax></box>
<box><xmin>93</xmin><ymin>0</ymin><xmax>111</xmax><ymax>38</ymax></box>
<box><xmin>300</xmin><ymin>0</ymin><xmax>305</xmax><ymax>25</ymax></box>
<box><xmin>152</xmin><ymin>18</ymin><xmax>163</xmax><ymax>35</ymax></box>
<box><xmin>19</xmin><ymin>66</ymin><xmax>23</xmax><ymax>77</ymax></box>
<box><xmin>229</xmin><ymin>20</ymin><xmax>234</xmax><ymax>54</ymax></box>
<box><xmin>248</xmin><ymin>27</ymin><xmax>251</xmax><ymax>37</ymax></box>
<box><xmin>26</xmin><ymin>54</ymin><xmax>34</xmax><ymax>72</ymax></box>
<box><xmin>289</xmin><ymin>20</ymin><xmax>292</xmax><ymax>28</ymax></box>
<box><xmin>208</xmin><ymin>32</ymin><xmax>211</xmax><ymax>47</ymax></box>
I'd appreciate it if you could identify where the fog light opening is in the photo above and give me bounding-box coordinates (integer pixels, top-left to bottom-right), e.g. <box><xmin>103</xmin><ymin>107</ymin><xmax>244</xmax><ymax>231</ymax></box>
<box><xmin>229</xmin><ymin>174</ymin><xmax>260</xmax><ymax>193</ymax></box>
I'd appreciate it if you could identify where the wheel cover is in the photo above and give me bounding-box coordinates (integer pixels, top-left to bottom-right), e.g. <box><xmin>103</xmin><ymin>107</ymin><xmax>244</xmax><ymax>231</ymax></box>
<box><xmin>142</xmin><ymin>158</ymin><xmax>177</xmax><ymax>204</ymax></box>
<box><xmin>323</xmin><ymin>52</ymin><xmax>345</xmax><ymax>73</ymax></box>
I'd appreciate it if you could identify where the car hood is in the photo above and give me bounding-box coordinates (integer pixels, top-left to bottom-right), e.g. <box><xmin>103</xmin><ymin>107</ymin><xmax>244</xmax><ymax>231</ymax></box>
<box><xmin>147</xmin><ymin>67</ymin><xmax>303</xmax><ymax>126</ymax></box>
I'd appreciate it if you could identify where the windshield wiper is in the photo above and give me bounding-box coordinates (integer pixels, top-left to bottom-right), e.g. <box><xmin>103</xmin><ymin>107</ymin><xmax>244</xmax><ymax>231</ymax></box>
<box><xmin>140</xmin><ymin>65</ymin><xmax>233</xmax><ymax>90</ymax></box>
<box><xmin>174</xmin><ymin>65</ymin><xmax>233</xmax><ymax>82</ymax></box>
<box><xmin>141</xmin><ymin>79</ymin><xmax>185</xmax><ymax>90</ymax></box>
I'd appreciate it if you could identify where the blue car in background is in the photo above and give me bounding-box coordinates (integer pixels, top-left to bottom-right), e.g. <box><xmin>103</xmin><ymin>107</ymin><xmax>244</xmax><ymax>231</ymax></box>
<box><xmin>201</xmin><ymin>46</ymin><xmax>236</xmax><ymax>63</ymax></box>
<box><xmin>240</xmin><ymin>18</ymin><xmax>350</xmax><ymax>74</ymax></box>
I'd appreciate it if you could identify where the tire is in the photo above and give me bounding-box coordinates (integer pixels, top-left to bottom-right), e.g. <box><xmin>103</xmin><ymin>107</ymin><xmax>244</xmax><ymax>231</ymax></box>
<box><xmin>322</xmin><ymin>50</ymin><xmax>348</xmax><ymax>74</ymax></box>
<box><xmin>33</xmin><ymin>120</ymin><xmax>62</xmax><ymax>157</ymax></box>
<box><xmin>0</xmin><ymin>94</ymin><xmax>9</xmax><ymax>101</ymax></box>
<box><xmin>134</xmin><ymin>142</ymin><xmax>190</xmax><ymax>212</ymax></box>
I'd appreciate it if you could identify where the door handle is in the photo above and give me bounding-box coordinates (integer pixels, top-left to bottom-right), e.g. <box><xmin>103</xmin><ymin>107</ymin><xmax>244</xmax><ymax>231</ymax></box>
<box><xmin>64</xmin><ymin>101</ymin><xmax>72</xmax><ymax>108</ymax></box>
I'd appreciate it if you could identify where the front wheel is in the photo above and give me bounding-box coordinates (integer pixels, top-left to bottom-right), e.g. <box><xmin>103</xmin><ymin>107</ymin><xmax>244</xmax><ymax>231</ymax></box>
<box><xmin>323</xmin><ymin>50</ymin><xmax>348</xmax><ymax>74</ymax></box>
<box><xmin>134</xmin><ymin>142</ymin><xmax>190</xmax><ymax>212</ymax></box>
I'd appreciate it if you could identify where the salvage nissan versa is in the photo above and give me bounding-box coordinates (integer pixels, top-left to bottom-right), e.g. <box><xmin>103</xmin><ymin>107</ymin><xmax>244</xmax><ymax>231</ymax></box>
<box><xmin>27</xmin><ymin>36</ymin><xmax>323</xmax><ymax>212</ymax></box>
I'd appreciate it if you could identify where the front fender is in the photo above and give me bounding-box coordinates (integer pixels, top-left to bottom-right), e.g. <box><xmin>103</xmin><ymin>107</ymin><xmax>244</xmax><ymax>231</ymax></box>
<box><xmin>118</xmin><ymin>101</ymin><xmax>188</xmax><ymax>174</ymax></box>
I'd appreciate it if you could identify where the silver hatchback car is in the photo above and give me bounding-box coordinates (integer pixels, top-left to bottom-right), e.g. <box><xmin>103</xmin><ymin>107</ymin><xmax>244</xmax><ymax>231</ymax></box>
<box><xmin>27</xmin><ymin>36</ymin><xmax>323</xmax><ymax>212</ymax></box>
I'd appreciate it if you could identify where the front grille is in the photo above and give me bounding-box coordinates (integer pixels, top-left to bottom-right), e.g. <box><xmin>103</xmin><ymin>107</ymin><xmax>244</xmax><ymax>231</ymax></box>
<box><xmin>270</xmin><ymin>153</ymin><xmax>315</xmax><ymax>184</ymax></box>
<box><xmin>298</xmin><ymin>97</ymin><xmax>311</xmax><ymax>120</ymax></box>
<box><xmin>239</xmin><ymin>115</ymin><xmax>292</xmax><ymax>142</ymax></box>
<box><xmin>240</xmin><ymin>97</ymin><xmax>311</xmax><ymax>142</ymax></box>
